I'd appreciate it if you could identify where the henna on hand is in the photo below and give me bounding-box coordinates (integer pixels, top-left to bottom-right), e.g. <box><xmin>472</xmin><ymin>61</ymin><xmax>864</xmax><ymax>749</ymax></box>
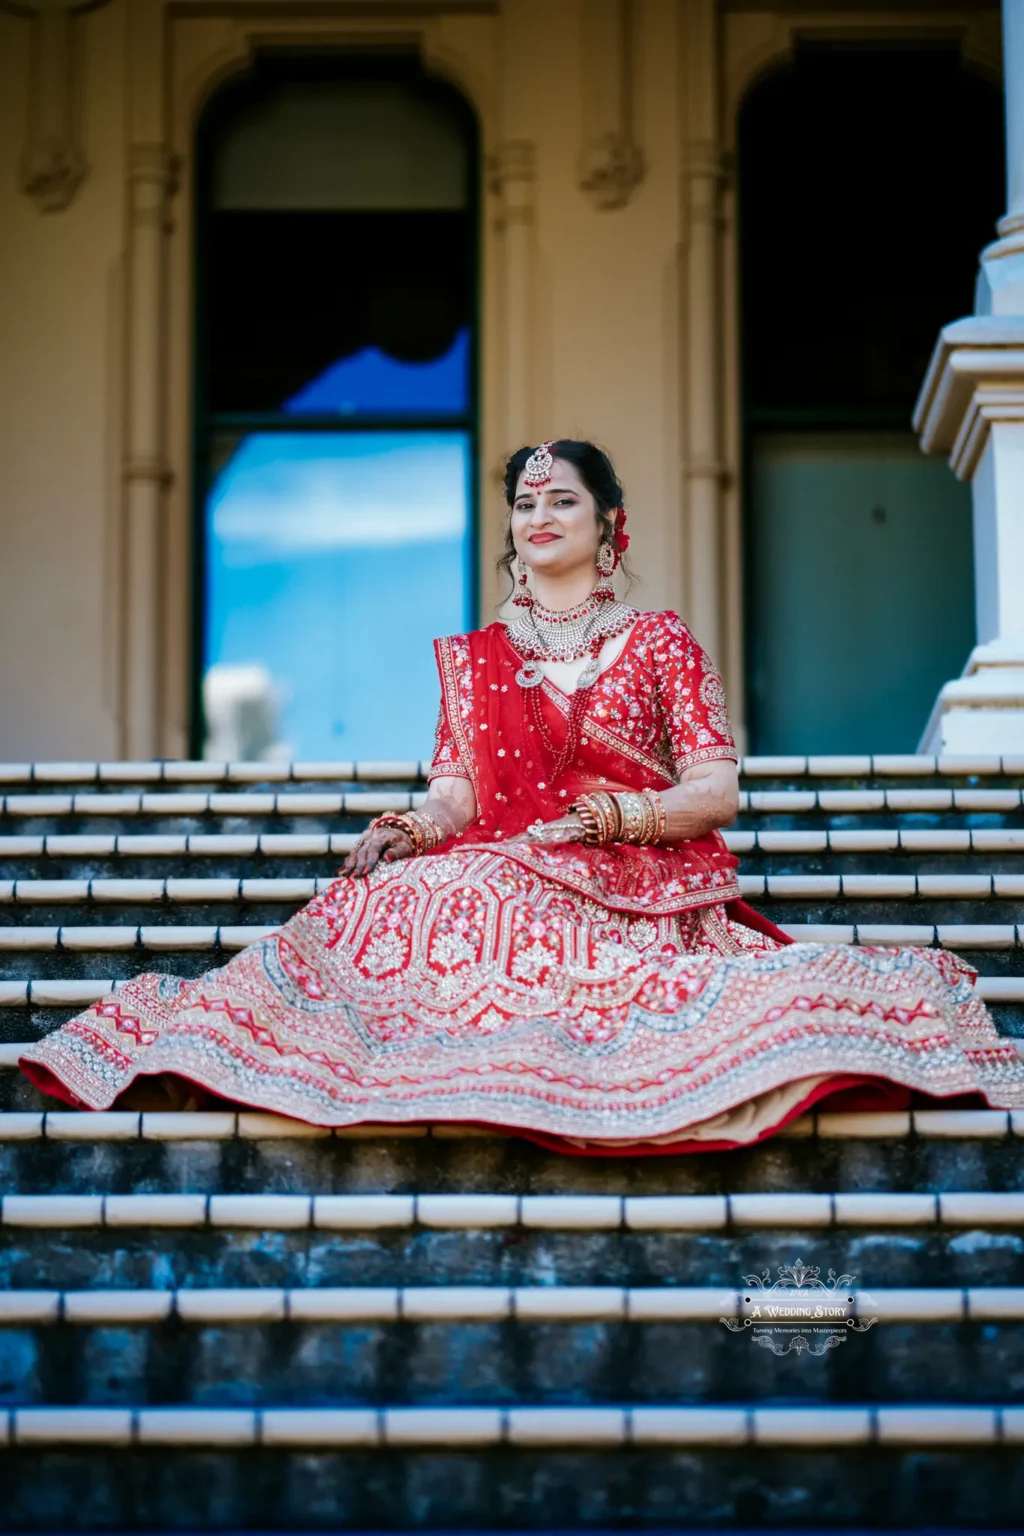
<box><xmin>336</xmin><ymin>777</ymin><xmax>477</xmax><ymax>878</ymax></box>
<box><xmin>337</xmin><ymin>825</ymin><xmax>415</xmax><ymax>879</ymax></box>
<box><xmin>659</xmin><ymin>760</ymin><xmax>739</xmax><ymax>841</ymax></box>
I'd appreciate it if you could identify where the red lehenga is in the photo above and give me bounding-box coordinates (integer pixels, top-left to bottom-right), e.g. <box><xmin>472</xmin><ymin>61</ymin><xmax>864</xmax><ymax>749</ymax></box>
<box><xmin>21</xmin><ymin>610</ymin><xmax>1024</xmax><ymax>1150</ymax></box>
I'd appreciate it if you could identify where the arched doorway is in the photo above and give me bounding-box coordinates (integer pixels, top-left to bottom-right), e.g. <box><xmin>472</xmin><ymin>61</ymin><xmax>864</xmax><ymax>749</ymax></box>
<box><xmin>739</xmin><ymin>43</ymin><xmax>1004</xmax><ymax>754</ymax></box>
<box><xmin>193</xmin><ymin>52</ymin><xmax>478</xmax><ymax>761</ymax></box>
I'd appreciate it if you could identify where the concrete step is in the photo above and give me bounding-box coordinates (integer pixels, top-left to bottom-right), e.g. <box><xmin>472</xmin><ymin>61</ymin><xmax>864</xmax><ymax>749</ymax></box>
<box><xmin>6</xmin><ymin>1281</ymin><xmax>1024</xmax><ymax>1324</ymax></box>
<box><xmin>3</xmin><ymin>786</ymin><xmax>1024</xmax><ymax>823</ymax></box>
<box><xmin>4</xmin><ymin>1220</ymin><xmax>1020</xmax><ymax>1293</ymax></box>
<box><xmin>4</xmin><ymin>1189</ymin><xmax>1024</xmax><ymax>1228</ymax></box>
<box><xmin>2</xmin><ymin>825</ymin><xmax>1023</xmax><ymax>868</ymax></box>
<box><xmin>0</xmin><ymin>761</ymin><xmax>429</xmax><ymax>786</ymax></box>
<box><xmin>0</xmin><ymin>1104</ymin><xmax>1019</xmax><ymax>1142</ymax></box>
<box><xmin>2</xmin><ymin>1433</ymin><xmax>1020</xmax><ymax>1529</ymax></box>
<box><xmin>0</xmin><ymin>1317</ymin><xmax>1022</xmax><ymax>1406</ymax></box>
<box><xmin>3</xmin><ymin>1400</ymin><xmax>1022</xmax><ymax>1444</ymax></box>
<box><xmin>1</xmin><ymin>1109</ymin><xmax>1024</xmax><ymax>1195</ymax></box>
<box><xmin>0</xmin><ymin>753</ymin><xmax>1019</xmax><ymax>784</ymax></box>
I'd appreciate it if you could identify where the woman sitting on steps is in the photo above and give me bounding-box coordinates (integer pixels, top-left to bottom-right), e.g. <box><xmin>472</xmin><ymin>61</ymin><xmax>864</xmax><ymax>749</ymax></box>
<box><xmin>20</xmin><ymin>439</ymin><xmax>1024</xmax><ymax>1150</ymax></box>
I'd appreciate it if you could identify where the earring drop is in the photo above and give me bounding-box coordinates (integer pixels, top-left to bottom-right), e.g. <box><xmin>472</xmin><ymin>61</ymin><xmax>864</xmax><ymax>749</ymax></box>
<box><xmin>595</xmin><ymin>540</ymin><xmax>616</xmax><ymax>600</ymax></box>
<box><xmin>513</xmin><ymin>557</ymin><xmax>534</xmax><ymax>608</ymax></box>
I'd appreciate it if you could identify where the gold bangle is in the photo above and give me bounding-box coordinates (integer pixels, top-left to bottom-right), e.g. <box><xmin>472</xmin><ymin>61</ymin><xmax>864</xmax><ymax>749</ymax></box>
<box><xmin>614</xmin><ymin>791</ymin><xmax>645</xmax><ymax>844</ymax></box>
<box><xmin>592</xmin><ymin>790</ymin><xmax>621</xmax><ymax>842</ymax></box>
<box><xmin>570</xmin><ymin>795</ymin><xmax>607</xmax><ymax>846</ymax></box>
<box><xmin>406</xmin><ymin>809</ymin><xmax>444</xmax><ymax>851</ymax></box>
<box><xmin>641</xmin><ymin>787</ymin><xmax>666</xmax><ymax>843</ymax></box>
<box><xmin>367</xmin><ymin>810</ymin><xmax>443</xmax><ymax>857</ymax></box>
<box><xmin>639</xmin><ymin>794</ymin><xmax>654</xmax><ymax>846</ymax></box>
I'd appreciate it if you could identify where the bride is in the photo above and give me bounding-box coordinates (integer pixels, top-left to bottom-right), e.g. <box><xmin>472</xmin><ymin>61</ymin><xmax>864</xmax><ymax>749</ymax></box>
<box><xmin>21</xmin><ymin>439</ymin><xmax>1024</xmax><ymax>1150</ymax></box>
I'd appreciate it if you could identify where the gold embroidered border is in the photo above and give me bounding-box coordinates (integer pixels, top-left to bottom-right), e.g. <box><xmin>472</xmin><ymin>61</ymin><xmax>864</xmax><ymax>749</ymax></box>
<box><xmin>456</xmin><ymin>840</ymin><xmax>742</xmax><ymax>916</ymax></box>
<box><xmin>433</xmin><ymin>635</ymin><xmax>479</xmax><ymax>797</ymax></box>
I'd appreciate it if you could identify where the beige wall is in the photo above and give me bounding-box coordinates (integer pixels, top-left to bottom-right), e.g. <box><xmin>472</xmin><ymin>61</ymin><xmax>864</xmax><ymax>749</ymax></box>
<box><xmin>0</xmin><ymin>0</ymin><xmax>127</xmax><ymax>758</ymax></box>
<box><xmin>0</xmin><ymin>0</ymin><xmax>1001</xmax><ymax>760</ymax></box>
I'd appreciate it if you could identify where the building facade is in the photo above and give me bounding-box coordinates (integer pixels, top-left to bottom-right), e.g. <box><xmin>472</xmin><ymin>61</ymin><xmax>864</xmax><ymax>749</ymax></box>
<box><xmin>0</xmin><ymin>0</ymin><xmax>1011</xmax><ymax>763</ymax></box>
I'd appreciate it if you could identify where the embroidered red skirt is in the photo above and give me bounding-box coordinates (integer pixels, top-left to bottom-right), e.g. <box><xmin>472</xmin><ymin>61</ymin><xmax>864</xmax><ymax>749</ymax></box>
<box><xmin>20</xmin><ymin>841</ymin><xmax>1024</xmax><ymax>1152</ymax></box>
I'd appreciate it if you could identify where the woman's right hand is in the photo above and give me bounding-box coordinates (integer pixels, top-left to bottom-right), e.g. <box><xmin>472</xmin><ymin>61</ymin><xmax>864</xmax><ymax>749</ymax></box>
<box><xmin>337</xmin><ymin>824</ymin><xmax>415</xmax><ymax>879</ymax></box>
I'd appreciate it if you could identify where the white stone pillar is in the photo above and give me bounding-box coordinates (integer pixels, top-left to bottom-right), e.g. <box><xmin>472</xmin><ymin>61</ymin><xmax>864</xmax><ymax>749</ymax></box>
<box><xmin>681</xmin><ymin>0</ymin><xmax>725</xmax><ymax>665</ymax></box>
<box><xmin>977</xmin><ymin>0</ymin><xmax>1024</xmax><ymax>314</ymax></box>
<box><xmin>914</xmin><ymin>319</ymin><xmax>1024</xmax><ymax>753</ymax></box>
<box><xmin>915</xmin><ymin>3</ymin><xmax>1024</xmax><ymax>755</ymax></box>
<box><xmin>122</xmin><ymin>0</ymin><xmax>173</xmax><ymax>758</ymax></box>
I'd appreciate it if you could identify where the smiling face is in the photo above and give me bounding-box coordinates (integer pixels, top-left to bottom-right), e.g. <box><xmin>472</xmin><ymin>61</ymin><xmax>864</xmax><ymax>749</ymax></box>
<box><xmin>510</xmin><ymin>457</ymin><xmax>604</xmax><ymax>579</ymax></box>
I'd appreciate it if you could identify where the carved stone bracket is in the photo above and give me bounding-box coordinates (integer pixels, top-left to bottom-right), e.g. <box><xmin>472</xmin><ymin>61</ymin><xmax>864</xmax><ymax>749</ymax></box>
<box><xmin>578</xmin><ymin>0</ymin><xmax>646</xmax><ymax>211</ymax></box>
<box><xmin>579</xmin><ymin>131</ymin><xmax>645</xmax><ymax>212</ymax></box>
<box><xmin>5</xmin><ymin>0</ymin><xmax>109</xmax><ymax>213</ymax></box>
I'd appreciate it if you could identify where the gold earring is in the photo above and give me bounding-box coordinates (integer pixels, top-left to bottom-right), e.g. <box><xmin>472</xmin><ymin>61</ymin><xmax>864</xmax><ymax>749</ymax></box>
<box><xmin>513</xmin><ymin>556</ymin><xmax>534</xmax><ymax>608</ymax></box>
<box><xmin>596</xmin><ymin>542</ymin><xmax>616</xmax><ymax>576</ymax></box>
<box><xmin>595</xmin><ymin>540</ymin><xmax>616</xmax><ymax>600</ymax></box>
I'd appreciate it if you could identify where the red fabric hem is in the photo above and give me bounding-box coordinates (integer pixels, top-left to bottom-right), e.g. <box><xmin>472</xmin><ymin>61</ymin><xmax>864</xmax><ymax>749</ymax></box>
<box><xmin>20</xmin><ymin>1054</ymin><xmax>986</xmax><ymax>1156</ymax></box>
<box><xmin>503</xmin><ymin>1075</ymin><xmax>988</xmax><ymax>1157</ymax></box>
<box><xmin>19</xmin><ymin>1060</ymin><xmax>87</xmax><ymax>1108</ymax></box>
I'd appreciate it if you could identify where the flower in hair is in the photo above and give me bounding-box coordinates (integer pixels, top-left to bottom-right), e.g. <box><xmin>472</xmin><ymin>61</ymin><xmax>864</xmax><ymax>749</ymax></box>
<box><xmin>613</xmin><ymin>507</ymin><xmax>629</xmax><ymax>554</ymax></box>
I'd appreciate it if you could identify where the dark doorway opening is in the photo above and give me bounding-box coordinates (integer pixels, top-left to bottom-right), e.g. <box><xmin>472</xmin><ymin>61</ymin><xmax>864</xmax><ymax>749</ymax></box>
<box><xmin>739</xmin><ymin>42</ymin><xmax>1004</xmax><ymax>754</ymax></box>
<box><xmin>193</xmin><ymin>52</ymin><xmax>479</xmax><ymax>762</ymax></box>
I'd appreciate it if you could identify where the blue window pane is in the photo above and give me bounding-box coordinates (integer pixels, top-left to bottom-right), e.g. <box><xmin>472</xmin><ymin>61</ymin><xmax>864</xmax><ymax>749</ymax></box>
<box><xmin>283</xmin><ymin>327</ymin><xmax>469</xmax><ymax>415</ymax></box>
<box><xmin>203</xmin><ymin>432</ymin><xmax>471</xmax><ymax>761</ymax></box>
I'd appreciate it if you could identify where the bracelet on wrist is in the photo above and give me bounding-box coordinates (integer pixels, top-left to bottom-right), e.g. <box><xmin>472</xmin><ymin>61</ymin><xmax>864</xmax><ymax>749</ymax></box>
<box><xmin>570</xmin><ymin>788</ymin><xmax>665</xmax><ymax>846</ymax></box>
<box><xmin>367</xmin><ymin>809</ymin><xmax>444</xmax><ymax>857</ymax></box>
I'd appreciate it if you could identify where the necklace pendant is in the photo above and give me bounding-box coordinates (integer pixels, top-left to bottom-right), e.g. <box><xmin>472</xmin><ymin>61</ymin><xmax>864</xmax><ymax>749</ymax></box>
<box><xmin>516</xmin><ymin>662</ymin><xmax>545</xmax><ymax>688</ymax></box>
<box><xmin>575</xmin><ymin>658</ymin><xmax>601</xmax><ymax>690</ymax></box>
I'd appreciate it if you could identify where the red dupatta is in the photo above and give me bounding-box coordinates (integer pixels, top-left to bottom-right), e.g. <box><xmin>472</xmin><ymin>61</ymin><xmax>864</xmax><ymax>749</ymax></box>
<box><xmin>429</xmin><ymin>618</ymin><xmax>745</xmax><ymax>917</ymax></box>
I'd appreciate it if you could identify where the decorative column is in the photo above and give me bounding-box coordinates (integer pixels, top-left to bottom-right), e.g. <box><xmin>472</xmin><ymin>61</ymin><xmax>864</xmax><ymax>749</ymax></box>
<box><xmin>490</xmin><ymin>139</ymin><xmax>537</xmax><ymax>453</ymax></box>
<box><xmin>914</xmin><ymin>1</ymin><xmax>1024</xmax><ymax>754</ymax></box>
<box><xmin>681</xmin><ymin>0</ymin><xmax>725</xmax><ymax>663</ymax></box>
<box><xmin>122</xmin><ymin>0</ymin><xmax>174</xmax><ymax>758</ymax></box>
<box><xmin>578</xmin><ymin>0</ymin><xmax>646</xmax><ymax>211</ymax></box>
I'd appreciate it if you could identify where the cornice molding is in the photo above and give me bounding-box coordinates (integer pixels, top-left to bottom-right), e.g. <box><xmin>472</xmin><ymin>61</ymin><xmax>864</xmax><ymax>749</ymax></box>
<box><xmin>914</xmin><ymin>318</ymin><xmax>1024</xmax><ymax>480</ymax></box>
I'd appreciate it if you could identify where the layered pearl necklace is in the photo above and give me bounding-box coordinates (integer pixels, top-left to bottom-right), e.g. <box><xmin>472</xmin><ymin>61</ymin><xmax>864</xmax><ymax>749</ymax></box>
<box><xmin>506</xmin><ymin>591</ymin><xmax>638</xmax><ymax>690</ymax></box>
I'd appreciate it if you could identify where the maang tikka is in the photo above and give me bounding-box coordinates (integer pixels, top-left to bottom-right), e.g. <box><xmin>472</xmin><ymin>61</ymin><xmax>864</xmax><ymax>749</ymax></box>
<box><xmin>522</xmin><ymin>441</ymin><xmax>555</xmax><ymax>489</ymax></box>
<box><xmin>513</xmin><ymin>442</ymin><xmax>555</xmax><ymax>606</ymax></box>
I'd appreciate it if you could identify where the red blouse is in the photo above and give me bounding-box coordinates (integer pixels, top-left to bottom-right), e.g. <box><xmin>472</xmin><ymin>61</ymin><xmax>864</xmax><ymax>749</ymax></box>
<box><xmin>430</xmin><ymin>610</ymin><xmax>736</xmax><ymax>784</ymax></box>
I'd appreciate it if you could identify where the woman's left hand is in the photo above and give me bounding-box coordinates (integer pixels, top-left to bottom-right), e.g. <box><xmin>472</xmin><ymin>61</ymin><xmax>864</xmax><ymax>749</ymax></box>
<box><xmin>506</xmin><ymin>812</ymin><xmax>588</xmax><ymax>847</ymax></box>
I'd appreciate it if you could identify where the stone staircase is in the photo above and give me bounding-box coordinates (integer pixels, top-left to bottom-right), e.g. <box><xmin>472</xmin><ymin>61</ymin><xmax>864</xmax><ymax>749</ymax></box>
<box><xmin>1</xmin><ymin>753</ymin><xmax>1023</xmax><ymax>1530</ymax></box>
